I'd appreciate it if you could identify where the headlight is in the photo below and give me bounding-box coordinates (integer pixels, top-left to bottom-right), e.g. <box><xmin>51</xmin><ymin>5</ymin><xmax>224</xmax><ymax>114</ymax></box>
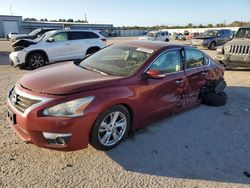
<box><xmin>43</xmin><ymin>96</ymin><xmax>95</xmax><ymax>117</ymax></box>
<box><xmin>224</xmin><ymin>44</ymin><xmax>231</xmax><ymax>51</ymax></box>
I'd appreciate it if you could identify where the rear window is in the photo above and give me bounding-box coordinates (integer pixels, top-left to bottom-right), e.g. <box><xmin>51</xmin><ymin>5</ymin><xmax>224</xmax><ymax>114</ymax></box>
<box><xmin>69</xmin><ymin>31</ymin><xmax>99</xmax><ymax>40</ymax></box>
<box><xmin>185</xmin><ymin>49</ymin><xmax>205</xmax><ymax>69</ymax></box>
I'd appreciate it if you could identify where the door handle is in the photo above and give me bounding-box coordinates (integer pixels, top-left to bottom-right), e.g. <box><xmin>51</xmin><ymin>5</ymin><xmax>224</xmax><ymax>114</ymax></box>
<box><xmin>175</xmin><ymin>80</ymin><xmax>184</xmax><ymax>84</ymax></box>
<box><xmin>202</xmin><ymin>71</ymin><xmax>208</xmax><ymax>75</ymax></box>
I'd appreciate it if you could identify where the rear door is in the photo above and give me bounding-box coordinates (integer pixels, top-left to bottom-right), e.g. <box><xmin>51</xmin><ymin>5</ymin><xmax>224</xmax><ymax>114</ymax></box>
<box><xmin>184</xmin><ymin>48</ymin><xmax>210</xmax><ymax>103</ymax></box>
<box><xmin>69</xmin><ymin>31</ymin><xmax>100</xmax><ymax>59</ymax></box>
<box><xmin>216</xmin><ymin>30</ymin><xmax>225</xmax><ymax>46</ymax></box>
<box><xmin>46</xmin><ymin>32</ymin><xmax>72</xmax><ymax>62</ymax></box>
<box><xmin>139</xmin><ymin>49</ymin><xmax>186</xmax><ymax>122</ymax></box>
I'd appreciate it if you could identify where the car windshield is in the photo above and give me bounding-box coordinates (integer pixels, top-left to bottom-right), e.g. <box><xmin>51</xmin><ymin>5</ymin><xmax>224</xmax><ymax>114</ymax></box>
<box><xmin>80</xmin><ymin>45</ymin><xmax>154</xmax><ymax>76</ymax></box>
<box><xmin>235</xmin><ymin>28</ymin><xmax>250</xmax><ymax>39</ymax></box>
<box><xmin>202</xmin><ymin>30</ymin><xmax>218</xmax><ymax>37</ymax></box>
<box><xmin>28</xmin><ymin>28</ymin><xmax>41</xmax><ymax>36</ymax></box>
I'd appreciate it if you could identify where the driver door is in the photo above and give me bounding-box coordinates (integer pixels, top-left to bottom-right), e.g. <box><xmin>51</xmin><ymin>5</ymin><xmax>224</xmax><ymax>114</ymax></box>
<box><xmin>139</xmin><ymin>49</ymin><xmax>186</xmax><ymax>123</ymax></box>
<box><xmin>46</xmin><ymin>32</ymin><xmax>72</xmax><ymax>62</ymax></box>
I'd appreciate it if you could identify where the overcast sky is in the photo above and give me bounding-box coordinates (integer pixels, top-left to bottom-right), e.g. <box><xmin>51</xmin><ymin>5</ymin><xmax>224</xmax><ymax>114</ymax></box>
<box><xmin>0</xmin><ymin>0</ymin><xmax>250</xmax><ymax>26</ymax></box>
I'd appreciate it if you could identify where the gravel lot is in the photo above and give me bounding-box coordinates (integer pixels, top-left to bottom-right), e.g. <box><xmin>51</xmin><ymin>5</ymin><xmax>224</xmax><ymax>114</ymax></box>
<box><xmin>0</xmin><ymin>38</ymin><xmax>250</xmax><ymax>188</ymax></box>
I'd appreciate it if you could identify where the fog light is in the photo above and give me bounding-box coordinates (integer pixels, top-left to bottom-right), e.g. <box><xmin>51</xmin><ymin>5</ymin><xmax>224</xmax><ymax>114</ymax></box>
<box><xmin>43</xmin><ymin>132</ymin><xmax>72</xmax><ymax>145</ymax></box>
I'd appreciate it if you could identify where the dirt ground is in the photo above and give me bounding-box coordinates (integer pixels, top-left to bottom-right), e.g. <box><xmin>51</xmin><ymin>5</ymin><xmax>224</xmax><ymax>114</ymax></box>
<box><xmin>0</xmin><ymin>38</ymin><xmax>250</xmax><ymax>188</ymax></box>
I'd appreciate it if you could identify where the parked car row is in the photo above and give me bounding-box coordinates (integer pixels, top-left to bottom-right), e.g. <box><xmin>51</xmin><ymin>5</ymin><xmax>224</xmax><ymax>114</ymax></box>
<box><xmin>191</xmin><ymin>29</ymin><xmax>234</xmax><ymax>50</ymax></box>
<box><xmin>141</xmin><ymin>28</ymin><xmax>235</xmax><ymax>51</ymax></box>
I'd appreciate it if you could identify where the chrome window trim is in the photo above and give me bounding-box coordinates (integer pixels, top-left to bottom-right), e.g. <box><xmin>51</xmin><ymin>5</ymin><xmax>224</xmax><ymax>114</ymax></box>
<box><xmin>8</xmin><ymin>84</ymin><xmax>53</xmax><ymax>117</ymax></box>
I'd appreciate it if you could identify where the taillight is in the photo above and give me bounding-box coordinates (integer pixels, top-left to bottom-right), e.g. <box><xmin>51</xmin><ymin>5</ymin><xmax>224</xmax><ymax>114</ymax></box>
<box><xmin>101</xmin><ymin>38</ymin><xmax>107</xmax><ymax>42</ymax></box>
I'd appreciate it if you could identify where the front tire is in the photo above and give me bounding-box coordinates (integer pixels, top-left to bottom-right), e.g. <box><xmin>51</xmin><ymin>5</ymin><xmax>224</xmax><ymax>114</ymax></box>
<box><xmin>209</xmin><ymin>42</ymin><xmax>216</xmax><ymax>50</ymax></box>
<box><xmin>86</xmin><ymin>48</ymin><xmax>100</xmax><ymax>56</ymax></box>
<box><xmin>27</xmin><ymin>53</ymin><xmax>46</xmax><ymax>69</ymax></box>
<box><xmin>90</xmin><ymin>105</ymin><xmax>131</xmax><ymax>150</ymax></box>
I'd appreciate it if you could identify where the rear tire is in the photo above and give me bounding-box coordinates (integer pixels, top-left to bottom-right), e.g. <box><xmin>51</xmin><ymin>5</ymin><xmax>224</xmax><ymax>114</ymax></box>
<box><xmin>27</xmin><ymin>53</ymin><xmax>46</xmax><ymax>69</ymax></box>
<box><xmin>202</xmin><ymin>92</ymin><xmax>227</xmax><ymax>106</ymax></box>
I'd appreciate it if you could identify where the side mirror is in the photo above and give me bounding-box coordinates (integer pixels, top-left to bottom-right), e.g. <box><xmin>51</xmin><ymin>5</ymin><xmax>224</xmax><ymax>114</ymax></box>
<box><xmin>47</xmin><ymin>37</ymin><xmax>54</xmax><ymax>43</ymax></box>
<box><xmin>146</xmin><ymin>69</ymin><xmax>165</xmax><ymax>79</ymax></box>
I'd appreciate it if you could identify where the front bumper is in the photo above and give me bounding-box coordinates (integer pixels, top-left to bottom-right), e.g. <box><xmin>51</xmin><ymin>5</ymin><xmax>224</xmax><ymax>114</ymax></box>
<box><xmin>191</xmin><ymin>39</ymin><xmax>210</xmax><ymax>49</ymax></box>
<box><xmin>215</xmin><ymin>54</ymin><xmax>250</xmax><ymax>67</ymax></box>
<box><xmin>9</xmin><ymin>51</ymin><xmax>27</xmax><ymax>67</ymax></box>
<box><xmin>6</xmin><ymin>85</ymin><xmax>97</xmax><ymax>151</ymax></box>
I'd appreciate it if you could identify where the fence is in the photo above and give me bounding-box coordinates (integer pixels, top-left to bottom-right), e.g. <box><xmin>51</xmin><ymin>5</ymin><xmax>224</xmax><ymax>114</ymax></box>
<box><xmin>114</xmin><ymin>27</ymin><xmax>240</xmax><ymax>37</ymax></box>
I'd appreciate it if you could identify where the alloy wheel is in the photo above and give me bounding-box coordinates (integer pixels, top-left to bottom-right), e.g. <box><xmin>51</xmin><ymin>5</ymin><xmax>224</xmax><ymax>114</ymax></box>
<box><xmin>30</xmin><ymin>55</ymin><xmax>45</xmax><ymax>68</ymax></box>
<box><xmin>98</xmin><ymin>111</ymin><xmax>127</xmax><ymax>146</ymax></box>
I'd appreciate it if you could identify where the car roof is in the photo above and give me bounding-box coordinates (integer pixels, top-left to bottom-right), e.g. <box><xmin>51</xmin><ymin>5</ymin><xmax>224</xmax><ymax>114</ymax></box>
<box><xmin>114</xmin><ymin>40</ymin><xmax>191</xmax><ymax>51</ymax></box>
<box><xmin>50</xmin><ymin>29</ymin><xmax>100</xmax><ymax>34</ymax></box>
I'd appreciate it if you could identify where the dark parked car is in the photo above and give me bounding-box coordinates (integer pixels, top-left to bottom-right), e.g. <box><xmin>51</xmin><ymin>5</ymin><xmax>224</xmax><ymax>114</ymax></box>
<box><xmin>10</xmin><ymin>28</ymin><xmax>58</xmax><ymax>42</ymax></box>
<box><xmin>7</xmin><ymin>41</ymin><xmax>227</xmax><ymax>151</ymax></box>
<box><xmin>215</xmin><ymin>26</ymin><xmax>250</xmax><ymax>68</ymax></box>
<box><xmin>191</xmin><ymin>29</ymin><xmax>234</xmax><ymax>50</ymax></box>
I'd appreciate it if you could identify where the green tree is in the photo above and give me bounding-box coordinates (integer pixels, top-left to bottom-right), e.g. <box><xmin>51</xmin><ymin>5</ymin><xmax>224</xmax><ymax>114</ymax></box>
<box><xmin>67</xmin><ymin>19</ymin><xmax>74</xmax><ymax>22</ymax></box>
<box><xmin>207</xmin><ymin>24</ymin><xmax>213</xmax><ymax>28</ymax></box>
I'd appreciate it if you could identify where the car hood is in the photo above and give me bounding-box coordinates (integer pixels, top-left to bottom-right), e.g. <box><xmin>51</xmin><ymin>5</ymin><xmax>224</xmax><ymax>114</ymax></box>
<box><xmin>13</xmin><ymin>34</ymin><xmax>30</xmax><ymax>39</ymax></box>
<box><xmin>19</xmin><ymin>62</ymin><xmax>122</xmax><ymax>95</ymax></box>
<box><xmin>12</xmin><ymin>39</ymin><xmax>38</xmax><ymax>48</ymax></box>
<box><xmin>226</xmin><ymin>38</ymin><xmax>250</xmax><ymax>45</ymax></box>
<box><xmin>193</xmin><ymin>36</ymin><xmax>215</xmax><ymax>40</ymax></box>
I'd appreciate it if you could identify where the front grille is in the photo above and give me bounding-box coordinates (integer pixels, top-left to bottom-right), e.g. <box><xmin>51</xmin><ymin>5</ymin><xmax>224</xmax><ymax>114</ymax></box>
<box><xmin>230</xmin><ymin>45</ymin><xmax>250</xmax><ymax>55</ymax></box>
<box><xmin>9</xmin><ymin>88</ymin><xmax>40</xmax><ymax>113</ymax></box>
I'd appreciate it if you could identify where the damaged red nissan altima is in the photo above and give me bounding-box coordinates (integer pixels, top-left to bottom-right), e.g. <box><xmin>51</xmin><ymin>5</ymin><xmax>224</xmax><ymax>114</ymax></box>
<box><xmin>7</xmin><ymin>41</ymin><xmax>227</xmax><ymax>151</ymax></box>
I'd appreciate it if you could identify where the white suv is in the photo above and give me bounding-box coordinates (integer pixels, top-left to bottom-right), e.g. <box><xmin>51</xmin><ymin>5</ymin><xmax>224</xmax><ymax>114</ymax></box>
<box><xmin>9</xmin><ymin>30</ymin><xmax>107</xmax><ymax>69</ymax></box>
<box><xmin>139</xmin><ymin>30</ymin><xmax>170</xmax><ymax>42</ymax></box>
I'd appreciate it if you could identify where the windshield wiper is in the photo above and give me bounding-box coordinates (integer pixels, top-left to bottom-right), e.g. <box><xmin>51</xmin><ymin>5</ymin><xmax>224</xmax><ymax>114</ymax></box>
<box><xmin>81</xmin><ymin>65</ymin><xmax>109</xmax><ymax>75</ymax></box>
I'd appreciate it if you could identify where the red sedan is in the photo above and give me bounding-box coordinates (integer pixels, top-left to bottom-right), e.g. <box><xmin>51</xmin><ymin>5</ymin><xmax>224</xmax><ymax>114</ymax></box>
<box><xmin>7</xmin><ymin>41</ymin><xmax>227</xmax><ymax>151</ymax></box>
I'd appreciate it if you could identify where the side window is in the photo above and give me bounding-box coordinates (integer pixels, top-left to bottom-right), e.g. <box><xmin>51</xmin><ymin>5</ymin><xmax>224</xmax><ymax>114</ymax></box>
<box><xmin>52</xmin><ymin>32</ymin><xmax>68</xmax><ymax>42</ymax></box>
<box><xmin>219</xmin><ymin>30</ymin><xmax>224</xmax><ymax>36</ymax></box>
<box><xmin>68</xmin><ymin>32</ymin><xmax>85</xmax><ymax>40</ymax></box>
<box><xmin>149</xmin><ymin>50</ymin><xmax>182</xmax><ymax>74</ymax></box>
<box><xmin>161</xmin><ymin>32</ymin><xmax>165</xmax><ymax>36</ymax></box>
<box><xmin>83</xmin><ymin>32</ymin><xmax>99</xmax><ymax>39</ymax></box>
<box><xmin>185</xmin><ymin>49</ymin><xmax>205</xmax><ymax>69</ymax></box>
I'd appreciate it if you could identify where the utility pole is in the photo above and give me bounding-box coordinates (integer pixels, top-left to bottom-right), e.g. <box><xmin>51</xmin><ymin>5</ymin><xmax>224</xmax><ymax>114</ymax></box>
<box><xmin>9</xmin><ymin>5</ymin><xmax>13</xmax><ymax>15</ymax></box>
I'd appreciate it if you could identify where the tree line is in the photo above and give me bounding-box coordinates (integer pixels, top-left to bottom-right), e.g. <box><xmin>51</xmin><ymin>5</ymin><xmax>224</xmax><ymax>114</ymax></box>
<box><xmin>119</xmin><ymin>21</ymin><xmax>250</xmax><ymax>30</ymax></box>
<box><xmin>22</xmin><ymin>18</ymin><xmax>249</xmax><ymax>29</ymax></box>
<box><xmin>23</xmin><ymin>18</ymin><xmax>88</xmax><ymax>23</ymax></box>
